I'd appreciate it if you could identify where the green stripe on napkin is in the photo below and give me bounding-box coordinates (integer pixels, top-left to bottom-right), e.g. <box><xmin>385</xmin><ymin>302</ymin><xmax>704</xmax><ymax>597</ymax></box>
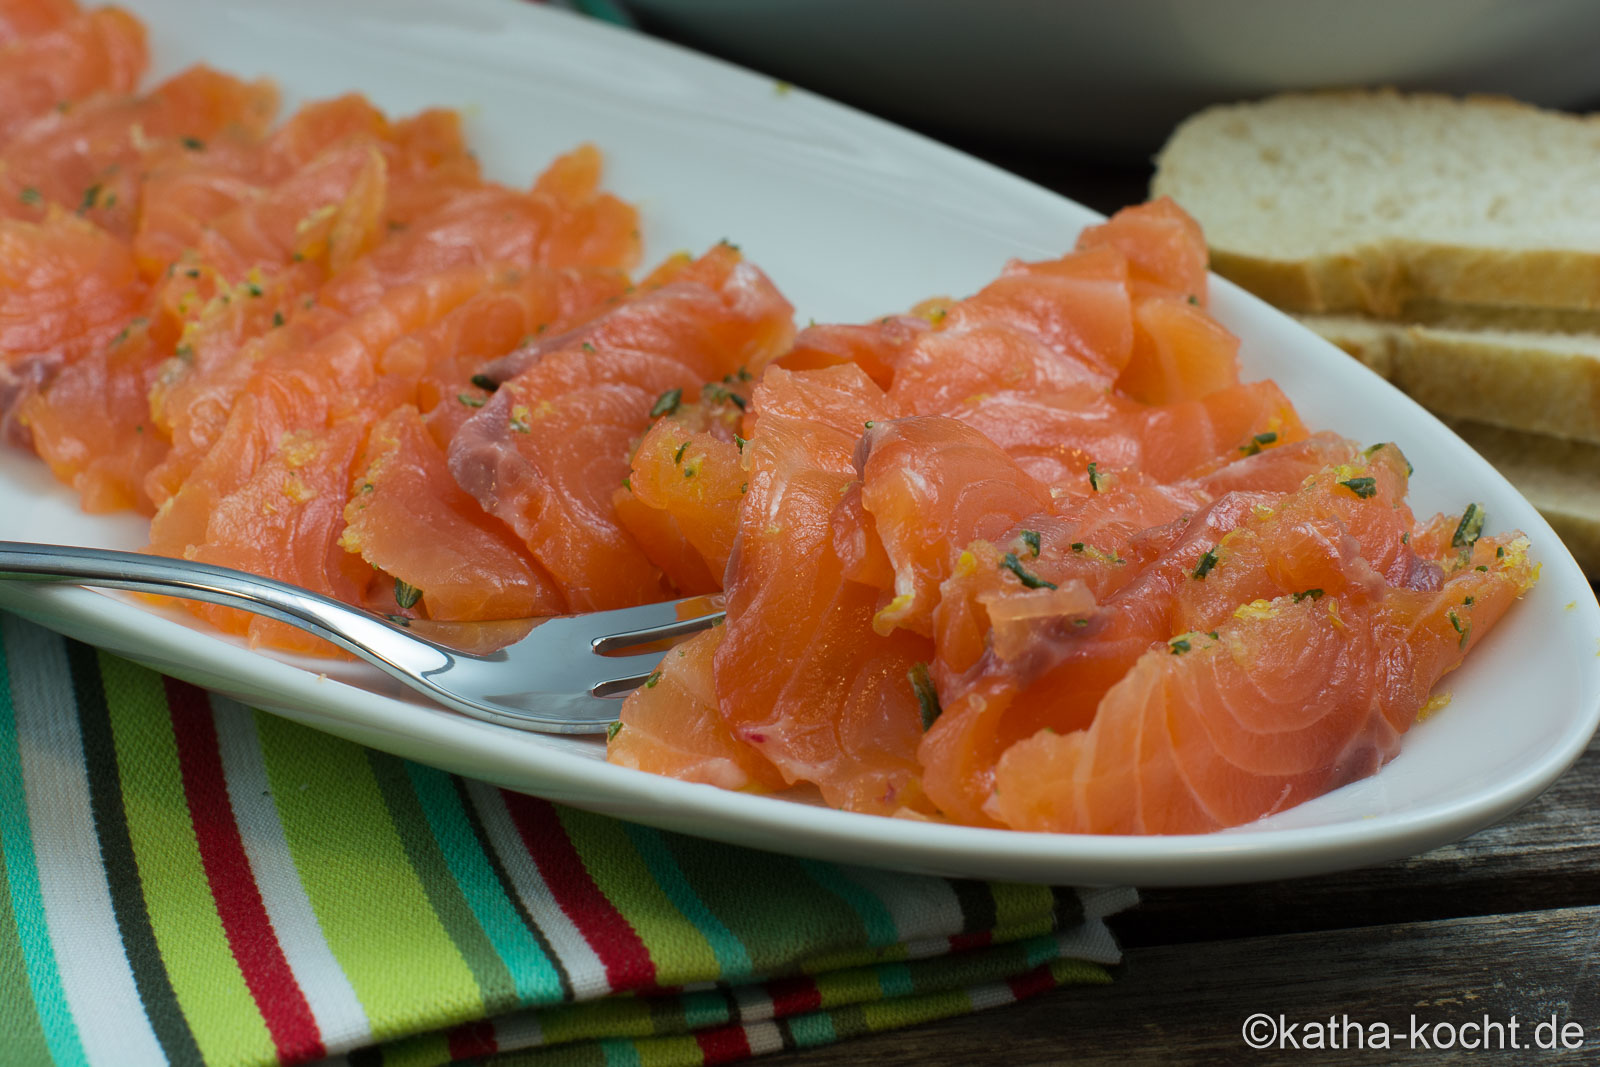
<box><xmin>0</xmin><ymin>615</ymin><xmax>1129</xmax><ymax>1065</ymax></box>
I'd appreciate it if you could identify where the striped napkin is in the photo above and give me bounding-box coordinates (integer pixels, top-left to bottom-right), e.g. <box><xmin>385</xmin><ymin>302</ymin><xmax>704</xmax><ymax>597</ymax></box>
<box><xmin>0</xmin><ymin>614</ymin><xmax>1130</xmax><ymax>1067</ymax></box>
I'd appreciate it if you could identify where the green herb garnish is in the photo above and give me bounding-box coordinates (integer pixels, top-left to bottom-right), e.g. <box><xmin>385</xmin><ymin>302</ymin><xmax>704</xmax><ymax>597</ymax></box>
<box><xmin>457</xmin><ymin>393</ymin><xmax>486</xmax><ymax>408</ymax></box>
<box><xmin>1339</xmin><ymin>476</ymin><xmax>1378</xmax><ymax>499</ymax></box>
<box><xmin>1451</xmin><ymin>503</ymin><xmax>1485</xmax><ymax>548</ymax></box>
<box><xmin>908</xmin><ymin>662</ymin><xmax>941</xmax><ymax>730</ymax></box>
<box><xmin>1087</xmin><ymin>461</ymin><xmax>1103</xmax><ymax>491</ymax></box>
<box><xmin>606</xmin><ymin>720</ymin><xmax>623</xmax><ymax>741</ymax></box>
<box><xmin>18</xmin><ymin>186</ymin><xmax>40</xmax><ymax>206</ymax></box>
<box><xmin>1192</xmin><ymin>550</ymin><xmax>1219</xmax><ymax>580</ymax></box>
<box><xmin>1000</xmin><ymin>552</ymin><xmax>1057</xmax><ymax>590</ymax></box>
<box><xmin>1239</xmin><ymin>431</ymin><xmax>1277</xmax><ymax>456</ymax></box>
<box><xmin>1292</xmin><ymin>588</ymin><xmax>1324</xmax><ymax>602</ymax></box>
<box><xmin>1019</xmin><ymin>530</ymin><xmax>1041</xmax><ymax>558</ymax></box>
<box><xmin>394</xmin><ymin>580</ymin><xmax>422</xmax><ymax>610</ymax></box>
<box><xmin>470</xmin><ymin>373</ymin><xmax>498</xmax><ymax>392</ymax></box>
<box><xmin>181</xmin><ymin>136</ymin><xmax>205</xmax><ymax>150</ymax></box>
<box><xmin>1447</xmin><ymin>608</ymin><xmax>1471</xmax><ymax>649</ymax></box>
<box><xmin>1169</xmin><ymin>637</ymin><xmax>1191</xmax><ymax>654</ymax></box>
<box><xmin>650</xmin><ymin>387</ymin><xmax>682</xmax><ymax>418</ymax></box>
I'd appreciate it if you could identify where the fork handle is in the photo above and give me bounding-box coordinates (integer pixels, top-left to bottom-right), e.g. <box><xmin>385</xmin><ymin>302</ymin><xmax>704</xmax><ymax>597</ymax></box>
<box><xmin>0</xmin><ymin>541</ymin><xmax>449</xmax><ymax>677</ymax></box>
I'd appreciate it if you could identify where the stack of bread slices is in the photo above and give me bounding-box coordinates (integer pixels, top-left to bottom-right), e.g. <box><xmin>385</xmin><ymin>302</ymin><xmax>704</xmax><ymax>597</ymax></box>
<box><xmin>1151</xmin><ymin>89</ymin><xmax>1600</xmax><ymax>578</ymax></box>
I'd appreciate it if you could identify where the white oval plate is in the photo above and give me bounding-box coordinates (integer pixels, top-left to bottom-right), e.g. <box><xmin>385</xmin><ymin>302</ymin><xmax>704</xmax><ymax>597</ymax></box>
<box><xmin>2</xmin><ymin>0</ymin><xmax>1596</xmax><ymax>887</ymax></box>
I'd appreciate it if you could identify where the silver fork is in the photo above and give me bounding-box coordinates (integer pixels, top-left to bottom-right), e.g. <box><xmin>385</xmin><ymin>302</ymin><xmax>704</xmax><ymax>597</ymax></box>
<box><xmin>0</xmin><ymin>541</ymin><xmax>724</xmax><ymax>734</ymax></box>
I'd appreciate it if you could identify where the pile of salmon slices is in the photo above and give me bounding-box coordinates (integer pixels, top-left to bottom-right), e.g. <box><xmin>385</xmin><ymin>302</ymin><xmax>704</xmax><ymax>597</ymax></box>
<box><xmin>2</xmin><ymin>0</ymin><xmax>1536</xmax><ymax>834</ymax></box>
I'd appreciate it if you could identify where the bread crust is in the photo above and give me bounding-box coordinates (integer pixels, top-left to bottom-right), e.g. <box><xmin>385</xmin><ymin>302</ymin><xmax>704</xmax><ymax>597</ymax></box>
<box><xmin>1300</xmin><ymin>314</ymin><xmax>1600</xmax><ymax>445</ymax></box>
<box><xmin>1446</xmin><ymin>418</ymin><xmax>1600</xmax><ymax>578</ymax></box>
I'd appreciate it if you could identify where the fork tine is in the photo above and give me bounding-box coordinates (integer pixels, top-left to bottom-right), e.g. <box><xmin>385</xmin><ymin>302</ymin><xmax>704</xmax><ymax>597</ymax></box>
<box><xmin>591</xmin><ymin>612</ymin><xmax>724</xmax><ymax>654</ymax></box>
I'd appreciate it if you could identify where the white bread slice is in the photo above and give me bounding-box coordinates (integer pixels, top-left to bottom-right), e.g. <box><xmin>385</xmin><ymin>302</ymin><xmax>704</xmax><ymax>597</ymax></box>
<box><xmin>1299</xmin><ymin>314</ymin><xmax>1600</xmax><ymax>445</ymax></box>
<box><xmin>1152</xmin><ymin>90</ymin><xmax>1600</xmax><ymax>318</ymax></box>
<box><xmin>1445</xmin><ymin>419</ymin><xmax>1600</xmax><ymax>579</ymax></box>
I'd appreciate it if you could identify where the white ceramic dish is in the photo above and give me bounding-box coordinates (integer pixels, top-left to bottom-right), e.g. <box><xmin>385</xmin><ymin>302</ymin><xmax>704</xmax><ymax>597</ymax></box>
<box><xmin>2</xmin><ymin>0</ymin><xmax>1596</xmax><ymax>887</ymax></box>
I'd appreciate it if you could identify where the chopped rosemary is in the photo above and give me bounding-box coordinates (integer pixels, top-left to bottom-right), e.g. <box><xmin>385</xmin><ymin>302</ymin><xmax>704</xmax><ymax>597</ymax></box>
<box><xmin>1451</xmin><ymin>503</ymin><xmax>1485</xmax><ymax>548</ymax></box>
<box><xmin>1000</xmin><ymin>552</ymin><xmax>1057</xmax><ymax>589</ymax></box>
<box><xmin>1019</xmin><ymin>529</ymin><xmax>1042</xmax><ymax>558</ymax></box>
<box><xmin>393</xmin><ymin>579</ymin><xmax>422</xmax><ymax>610</ymax></box>
<box><xmin>643</xmin><ymin>669</ymin><xmax>662</xmax><ymax>689</ymax></box>
<box><xmin>673</xmin><ymin>441</ymin><xmax>689</xmax><ymax>465</ymax></box>
<box><xmin>1447</xmin><ymin>608</ymin><xmax>1470</xmax><ymax>649</ymax></box>
<box><xmin>1192</xmin><ymin>550</ymin><xmax>1219</xmax><ymax>580</ymax></box>
<box><xmin>650</xmin><ymin>387</ymin><xmax>682</xmax><ymax>418</ymax></box>
<box><xmin>908</xmin><ymin>662</ymin><xmax>942</xmax><ymax>730</ymax></box>
<box><xmin>734</xmin><ymin>434</ymin><xmax>747</xmax><ymax>453</ymax></box>
<box><xmin>1239</xmin><ymin>431</ymin><xmax>1278</xmax><ymax>456</ymax></box>
<box><xmin>1087</xmin><ymin>461</ymin><xmax>1103</xmax><ymax>491</ymax></box>
<box><xmin>606</xmin><ymin>721</ymin><xmax>623</xmax><ymax>741</ymax></box>
<box><xmin>1339</xmin><ymin>476</ymin><xmax>1378</xmax><ymax>499</ymax></box>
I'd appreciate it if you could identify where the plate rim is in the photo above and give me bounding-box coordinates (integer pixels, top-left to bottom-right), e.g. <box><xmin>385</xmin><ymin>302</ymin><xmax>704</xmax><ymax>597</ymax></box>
<box><xmin>2</xmin><ymin>0</ymin><xmax>1597</xmax><ymax>886</ymax></box>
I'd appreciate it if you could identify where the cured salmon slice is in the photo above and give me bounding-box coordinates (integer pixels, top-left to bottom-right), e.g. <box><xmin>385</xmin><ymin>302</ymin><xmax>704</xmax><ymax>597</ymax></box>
<box><xmin>711</xmin><ymin>364</ymin><xmax>936</xmax><ymax>814</ymax></box>
<box><xmin>143</xmin><ymin>265</ymin><xmax>336</xmax><ymax>507</ymax></box>
<box><xmin>0</xmin><ymin>0</ymin><xmax>79</xmax><ymax>43</ymax></box>
<box><xmin>887</xmin><ymin>248</ymin><xmax>1133</xmax><ymax>413</ymax></box>
<box><xmin>181</xmin><ymin>420</ymin><xmax>378</xmax><ymax>652</ymax></box>
<box><xmin>0</xmin><ymin>7</ymin><xmax>146</xmax><ymax>145</ymax></box>
<box><xmin>318</xmin><ymin>146</ymin><xmax>639</xmax><ymax>314</ymax></box>
<box><xmin>851</xmin><ymin>415</ymin><xmax>1052</xmax><ymax>637</ymax></box>
<box><xmin>917</xmin><ymin>487</ymin><xmax>1281</xmax><ymax>826</ymax></box>
<box><xmin>0</xmin><ymin>66</ymin><xmax>278</xmax><ymax>240</ymax></box>
<box><xmin>608</xmin><ymin>626</ymin><xmax>787</xmax><ymax>792</ymax></box>
<box><xmin>986</xmin><ymin>533</ymin><xmax>1537</xmax><ymax>834</ymax></box>
<box><xmin>146</xmin><ymin>266</ymin><xmax>513</xmax><ymax>614</ymax></box>
<box><xmin>449</xmin><ymin>245</ymin><xmax>793</xmax><ymax>612</ymax></box>
<box><xmin>1075</xmin><ymin>197</ymin><xmax>1209</xmax><ymax>306</ymax></box>
<box><xmin>774</xmin><ymin>314</ymin><xmax>930</xmax><ymax>389</ymax></box>
<box><xmin>398</xmin><ymin>266</ymin><xmax>631</xmax><ymax>443</ymax></box>
<box><xmin>614</xmin><ymin>381</ymin><xmax>751</xmax><ymax>592</ymax></box>
<box><xmin>1117</xmin><ymin>294</ymin><xmax>1242</xmax><ymax>405</ymax></box>
<box><xmin>918</xmin><ymin>446</ymin><xmax>1433</xmax><ymax>826</ymax></box>
<box><xmin>341</xmin><ymin>405</ymin><xmax>565</xmax><ymax>621</ymax></box>
<box><xmin>1</xmin><ymin>208</ymin><xmax>145</xmax><ymax>443</ymax></box>
<box><xmin>950</xmin><ymin>377</ymin><xmax>1305</xmax><ymax>491</ymax></box>
<box><xmin>21</xmin><ymin>316</ymin><xmax>167</xmax><ymax>513</ymax></box>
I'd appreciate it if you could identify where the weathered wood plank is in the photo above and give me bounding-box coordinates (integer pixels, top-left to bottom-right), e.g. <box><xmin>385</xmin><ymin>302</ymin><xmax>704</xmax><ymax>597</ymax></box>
<box><xmin>773</xmin><ymin>906</ymin><xmax>1600</xmax><ymax>1065</ymax></box>
<box><xmin>1116</xmin><ymin>735</ymin><xmax>1600</xmax><ymax>948</ymax></box>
